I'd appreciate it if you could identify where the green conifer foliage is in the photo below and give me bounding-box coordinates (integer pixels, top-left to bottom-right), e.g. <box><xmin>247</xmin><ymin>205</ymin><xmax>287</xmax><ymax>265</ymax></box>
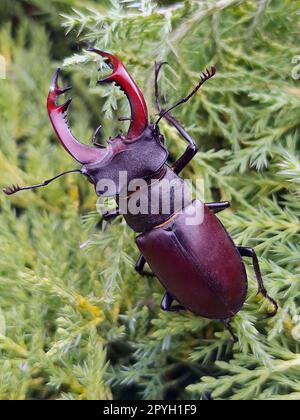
<box><xmin>0</xmin><ymin>0</ymin><xmax>299</xmax><ymax>400</ymax></box>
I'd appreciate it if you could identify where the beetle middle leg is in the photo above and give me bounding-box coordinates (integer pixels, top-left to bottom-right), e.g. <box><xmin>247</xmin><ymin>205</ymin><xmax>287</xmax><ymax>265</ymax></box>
<box><xmin>135</xmin><ymin>257</ymin><xmax>187</xmax><ymax>315</ymax></box>
<box><xmin>161</xmin><ymin>292</ymin><xmax>186</xmax><ymax>312</ymax></box>
<box><xmin>135</xmin><ymin>255</ymin><xmax>155</xmax><ymax>277</ymax></box>
<box><xmin>237</xmin><ymin>246</ymin><xmax>278</xmax><ymax>316</ymax></box>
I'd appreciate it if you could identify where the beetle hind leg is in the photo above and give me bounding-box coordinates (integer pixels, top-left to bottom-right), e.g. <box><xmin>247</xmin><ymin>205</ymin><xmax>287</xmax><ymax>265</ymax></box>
<box><xmin>223</xmin><ymin>318</ymin><xmax>237</xmax><ymax>342</ymax></box>
<box><xmin>206</xmin><ymin>201</ymin><xmax>230</xmax><ymax>214</ymax></box>
<box><xmin>237</xmin><ymin>246</ymin><xmax>278</xmax><ymax>317</ymax></box>
<box><xmin>161</xmin><ymin>292</ymin><xmax>186</xmax><ymax>312</ymax></box>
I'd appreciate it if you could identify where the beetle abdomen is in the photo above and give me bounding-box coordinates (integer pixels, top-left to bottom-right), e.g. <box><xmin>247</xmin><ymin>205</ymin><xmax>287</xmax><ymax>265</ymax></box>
<box><xmin>136</xmin><ymin>200</ymin><xmax>247</xmax><ymax>320</ymax></box>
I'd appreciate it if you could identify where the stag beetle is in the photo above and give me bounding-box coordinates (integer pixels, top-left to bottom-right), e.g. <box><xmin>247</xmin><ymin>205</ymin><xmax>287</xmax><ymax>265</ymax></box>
<box><xmin>4</xmin><ymin>49</ymin><xmax>278</xmax><ymax>335</ymax></box>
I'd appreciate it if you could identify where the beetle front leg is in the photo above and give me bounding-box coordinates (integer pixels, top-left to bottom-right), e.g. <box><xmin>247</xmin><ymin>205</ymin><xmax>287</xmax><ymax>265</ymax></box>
<box><xmin>134</xmin><ymin>255</ymin><xmax>155</xmax><ymax>277</ymax></box>
<box><xmin>164</xmin><ymin>113</ymin><xmax>198</xmax><ymax>175</ymax></box>
<box><xmin>102</xmin><ymin>208</ymin><xmax>120</xmax><ymax>222</ymax></box>
<box><xmin>237</xmin><ymin>246</ymin><xmax>278</xmax><ymax>316</ymax></box>
<box><xmin>97</xmin><ymin>208</ymin><xmax>121</xmax><ymax>230</ymax></box>
<box><xmin>161</xmin><ymin>292</ymin><xmax>185</xmax><ymax>312</ymax></box>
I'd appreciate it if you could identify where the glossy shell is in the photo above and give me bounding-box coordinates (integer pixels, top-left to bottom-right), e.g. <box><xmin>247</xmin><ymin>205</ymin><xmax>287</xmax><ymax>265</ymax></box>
<box><xmin>136</xmin><ymin>200</ymin><xmax>248</xmax><ymax>319</ymax></box>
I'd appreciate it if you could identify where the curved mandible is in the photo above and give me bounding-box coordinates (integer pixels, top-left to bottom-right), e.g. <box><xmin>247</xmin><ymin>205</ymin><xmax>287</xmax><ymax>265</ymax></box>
<box><xmin>89</xmin><ymin>48</ymin><xmax>148</xmax><ymax>139</ymax></box>
<box><xmin>47</xmin><ymin>69</ymin><xmax>107</xmax><ymax>164</ymax></box>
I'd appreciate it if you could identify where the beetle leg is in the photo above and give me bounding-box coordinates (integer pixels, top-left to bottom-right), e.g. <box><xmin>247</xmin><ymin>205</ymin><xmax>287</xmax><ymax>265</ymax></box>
<box><xmin>96</xmin><ymin>208</ymin><xmax>121</xmax><ymax>230</ymax></box>
<box><xmin>134</xmin><ymin>255</ymin><xmax>155</xmax><ymax>277</ymax></box>
<box><xmin>223</xmin><ymin>318</ymin><xmax>237</xmax><ymax>342</ymax></box>
<box><xmin>237</xmin><ymin>246</ymin><xmax>278</xmax><ymax>317</ymax></box>
<box><xmin>158</xmin><ymin>109</ymin><xmax>198</xmax><ymax>175</ymax></box>
<box><xmin>102</xmin><ymin>208</ymin><xmax>120</xmax><ymax>222</ymax></box>
<box><xmin>161</xmin><ymin>292</ymin><xmax>186</xmax><ymax>312</ymax></box>
<box><xmin>171</xmin><ymin>121</ymin><xmax>198</xmax><ymax>175</ymax></box>
<box><xmin>206</xmin><ymin>201</ymin><xmax>230</xmax><ymax>214</ymax></box>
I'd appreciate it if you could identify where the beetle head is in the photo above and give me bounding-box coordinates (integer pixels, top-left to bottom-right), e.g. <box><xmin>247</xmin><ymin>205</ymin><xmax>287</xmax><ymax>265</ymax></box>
<box><xmin>81</xmin><ymin>125</ymin><xmax>167</xmax><ymax>196</ymax></box>
<box><xmin>47</xmin><ymin>49</ymin><xmax>167</xmax><ymax>197</ymax></box>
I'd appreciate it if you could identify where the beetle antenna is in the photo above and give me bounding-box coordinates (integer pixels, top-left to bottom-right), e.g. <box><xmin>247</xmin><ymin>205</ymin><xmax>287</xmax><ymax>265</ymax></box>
<box><xmin>155</xmin><ymin>65</ymin><xmax>216</xmax><ymax>127</ymax></box>
<box><xmin>3</xmin><ymin>169</ymin><xmax>82</xmax><ymax>195</ymax></box>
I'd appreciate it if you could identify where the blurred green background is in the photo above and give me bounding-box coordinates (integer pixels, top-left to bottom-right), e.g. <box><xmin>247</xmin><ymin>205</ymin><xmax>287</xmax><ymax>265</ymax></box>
<box><xmin>0</xmin><ymin>0</ymin><xmax>299</xmax><ymax>400</ymax></box>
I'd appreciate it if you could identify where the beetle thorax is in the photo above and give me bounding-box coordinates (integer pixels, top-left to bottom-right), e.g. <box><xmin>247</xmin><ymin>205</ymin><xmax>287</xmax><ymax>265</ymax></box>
<box><xmin>119</xmin><ymin>166</ymin><xmax>193</xmax><ymax>233</ymax></box>
<box><xmin>81</xmin><ymin>126</ymin><xmax>169</xmax><ymax>197</ymax></box>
